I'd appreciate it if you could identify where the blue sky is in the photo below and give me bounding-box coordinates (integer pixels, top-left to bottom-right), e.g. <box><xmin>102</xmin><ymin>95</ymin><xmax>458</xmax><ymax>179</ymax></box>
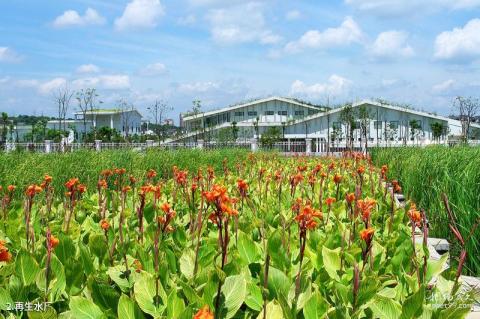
<box><xmin>1</xmin><ymin>0</ymin><xmax>480</xmax><ymax>122</ymax></box>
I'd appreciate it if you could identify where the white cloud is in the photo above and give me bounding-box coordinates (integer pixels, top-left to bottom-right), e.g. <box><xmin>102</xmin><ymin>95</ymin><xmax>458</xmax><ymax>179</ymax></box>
<box><xmin>178</xmin><ymin>81</ymin><xmax>221</xmax><ymax>93</ymax></box>
<box><xmin>76</xmin><ymin>64</ymin><xmax>100</xmax><ymax>74</ymax></box>
<box><xmin>286</xmin><ymin>10</ymin><xmax>301</xmax><ymax>21</ymax></box>
<box><xmin>290</xmin><ymin>75</ymin><xmax>352</xmax><ymax>99</ymax></box>
<box><xmin>206</xmin><ymin>2</ymin><xmax>281</xmax><ymax>45</ymax></box>
<box><xmin>72</xmin><ymin>75</ymin><xmax>130</xmax><ymax>90</ymax></box>
<box><xmin>53</xmin><ymin>8</ymin><xmax>105</xmax><ymax>28</ymax></box>
<box><xmin>0</xmin><ymin>47</ymin><xmax>22</xmax><ymax>62</ymax></box>
<box><xmin>434</xmin><ymin>19</ymin><xmax>480</xmax><ymax>61</ymax></box>
<box><xmin>432</xmin><ymin>79</ymin><xmax>455</xmax><ymax>92</ymax></box>
<box><xmin>370</xmin><ymin>31</ymin><xmax>414</xmax><ymax>60</ymax></box>
<box><xmin>115</xmin><ymin>0</ymin><xmax>164</xmax><ymax>30</ymax></box>
<box><xmin>284</xmin><ymin>17</ymin><xmax>363</xmax><ymax>53</ymax></box>
<box><xmin>138</xmin><ymin>62</ymin><xmax>167</xmax><ymax>76</ymax></box>
<box><xmin>345</xmin><ymin>0</ymin><xmax>480</xmax><ymax>16</ymax></box>
<box><xmin>38</xmin><ymin>78</ymin><xmax>68</xmax><ymax>95</ymax></box>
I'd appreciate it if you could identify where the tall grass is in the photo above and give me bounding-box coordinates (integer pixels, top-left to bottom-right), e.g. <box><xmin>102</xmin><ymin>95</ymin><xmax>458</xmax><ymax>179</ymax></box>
<box><xmin>371</xmin><ymin>146</ymin><xmax>480</xmax><ymax>275</ymax></box>
<box><xmin>0</xmin><ymin>148</ymin><xmax>250</xmax><ymax>191</ymax></box>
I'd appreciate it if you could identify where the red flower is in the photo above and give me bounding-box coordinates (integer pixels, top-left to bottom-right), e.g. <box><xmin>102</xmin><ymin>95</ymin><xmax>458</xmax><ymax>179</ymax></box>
<box><xmin>325</xmin><ymin>197</ymin><xmax>336</xmax><ymax>206</ymax></box>
<box><xmin>7</xmin><ymin>185</ymin><xmax>16</xmax><ymax>192</ymax></box>
<box><xmin>49</xmin><ymin>235</ymin><xmax>60</xmax><ymax>249</ymax></box>
<box><xmin>100</xmin><ymin>219</ymin><xmax>110</xmax><ymax>231</ymax></box>
<box><xmin>346</xmin><ymin>193</ymin><xmax>355</xmax><ymax>204</ymax></box>
<box><xmin>194</xmin><ymin>306</ymin><xmax>214</xmax><ymax>319</ymax></box>
<box><xmin>237</xmin><ymin>179</ymin><xmax>248</xmax><ymax>197</ymax></box>
<box><xmin>360</xmin><ymin>227</ymin><xmax>375</xmax><ymax>242</ymax></box>
<box><xmin>408</xmin><ymin>208</ymin><xmax>422</xmax><ymax>225</ymax></box>
<box><xmin>357</xmin><ymin>166</ymin><xmax>365</xmax><ymax>175</ymax></box>
<box><xmin>25</xmin><ymin>184</ymin><xmax>43</xmax><ymax>197</ymax></box>
<box><xmin>0</xmin><ymin>240</ymin><xmax>12</xmax><ymax>262</ymax></box>
<box><xmin>357</xmin><ymin>198</ymin><xmax>377</xmax><ymax>221</ymax></box>
<box><xmin>65</xmin><ymin>178</ymin><xmax>79</xmax><ymax>191</ymax></box>
<box><xmin>161</xmin><ymin>202</ymin><xmax>171</xmax><ymax>213</ymax></box>
<box><xmin>333</xmin><ymin>174</ymin><xmax>342</xmax><ymax>184</ymax></box>
<box><xmin>146</xmin><ymin>169</ymin><xmax>157</xmax><ymax>179</ymax></box>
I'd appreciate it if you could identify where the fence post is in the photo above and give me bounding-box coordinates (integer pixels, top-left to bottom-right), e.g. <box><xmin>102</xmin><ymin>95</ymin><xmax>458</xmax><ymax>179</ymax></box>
<box><xmin>251</xmin><ymin>138</ymin><xmax>258</xmax><ymax>152</ymax></box>
<box><xmin>197</xmin><ymin>139</ymin><xmax>204</xmax><ymax>149</ymax></box>
<box><xmin>95</xmin><ymin>140</ymin><xmax>102</xmax><ymax>152</ymax></box>
<box><xmin>305</xmin><ymin>138</ymin><xmax>312</xmax><ymax>155</ymax></box>
<box><xmin>45</xmin><ymin>140</ymin><xmax>52</xmax><ymax>153</ymax></box>
<box><xmin>146</xmin><ymin>139</ymin><xmax>154</xmax><ymax>148</ymax></box>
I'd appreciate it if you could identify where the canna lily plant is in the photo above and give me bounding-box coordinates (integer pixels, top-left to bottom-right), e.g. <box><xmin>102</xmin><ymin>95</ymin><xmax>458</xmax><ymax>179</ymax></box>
<box><xmin>0</xmin><ymin>153</ymin><xmax>476</xmax><ymax>319</ymax></box>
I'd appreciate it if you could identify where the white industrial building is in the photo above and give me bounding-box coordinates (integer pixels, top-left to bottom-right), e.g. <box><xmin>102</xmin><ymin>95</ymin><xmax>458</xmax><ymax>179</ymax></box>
<box><xmin>177</xmin><ymin>97</ymin><xmax>480</xmax><ymax>147</ymax></box>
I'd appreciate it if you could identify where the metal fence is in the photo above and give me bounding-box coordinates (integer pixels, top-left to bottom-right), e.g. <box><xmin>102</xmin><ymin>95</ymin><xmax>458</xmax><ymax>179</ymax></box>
<box><xmin>1</xmin><ymin>139</ymin><xmax>479</xmax><ymax>154</ymax></box>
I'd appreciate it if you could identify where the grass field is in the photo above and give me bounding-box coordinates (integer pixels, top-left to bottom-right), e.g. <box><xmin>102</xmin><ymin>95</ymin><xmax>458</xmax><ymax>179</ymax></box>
<box><xmin>0</xmin><ymin>149</ymin><xmax>250</xmax><ymax>193</ymax></box>
<box><xmin>371</xmin><ymin>146</ymin><xmax>480</xmax><ymax>275</ymax></box>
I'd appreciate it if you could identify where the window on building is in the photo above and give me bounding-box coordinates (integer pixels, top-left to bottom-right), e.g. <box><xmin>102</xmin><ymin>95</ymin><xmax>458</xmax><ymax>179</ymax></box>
<box><xmin>294</xmin><ymin>110</ymin><xmax>304</xmax><ymax>116</ymax></box>
<box><xmin>333</xmin><ymin>122</ymin><xmax>341</xmax><ymax>129</ymax></box>
<box><xmin>308</xmin><ymin>110</ymin><xmax>316</xmax><ymax>115</ymax></box>
<box><xmin>390</xmin><ymin>121</ymin><xmax>399</xmax><ymax>129</ymax></box>
<box><xmin>374</xmin><ymin>121</ymin><xmax>382</xmax><ymax>129</ymax></box>
<box><xmin>265</xmin><ymin>111</ymin><xmax>274</xmax><ymax>115</ymax></box>
<box><xmin>234</xmin><ymin>111</ymin><xmax>244</xmax><ymax>117</ymax></box>
<box><xmin>277</xmin><ymin>111</ymin><xmax>287</xmax><ymax>116</ymax></box>
<box><xmin>247</xmin><ymin>111</ymin><xmax>257</xmax><ymax>116</ymax></box>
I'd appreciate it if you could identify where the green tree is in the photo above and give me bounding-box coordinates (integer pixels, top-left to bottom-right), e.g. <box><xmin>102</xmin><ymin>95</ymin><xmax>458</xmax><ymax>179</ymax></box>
<box><xmin>340</xmin><ymin>104</ymin><xmax>355</xmax><ymax>151</ymax></box>
<box><xmin>409</xmin><ymin>120</ymin><xmax>422</xmax><ymax>142</ymax></box>
<box><xmin>260</xmin><ymin>126</ymin><xmax>281</xmax><ymax>148</ymax></box>
<box><xmin>1</xmin><ymin>112</ymin><xmax>8</xmax><ymax>143</ymax></box>
<box><xmin>430</xmin><ymin>122</ymin><xmax>446</xmax><ymax>142</ymax></box>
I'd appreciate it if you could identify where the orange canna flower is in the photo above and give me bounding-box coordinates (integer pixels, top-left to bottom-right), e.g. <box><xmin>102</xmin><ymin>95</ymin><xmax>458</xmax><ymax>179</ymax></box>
<box><xmin>325</xmin><ymin>197</ymin><xmax>336</xmax><ymax>206</ymax></box>
<box><xmin>65</xmin><ymin>178</ymin><xmax>79</xmax><ymax>191</ymax></box>
<box><xmin>333</xmin><ymin>174</ymin><xmax>342</xmax><ymax>184</ymax></box>
<box><xmin>0</xmin><ymin>240</ymin><xmax>12</xmax><ymax>263</ymax></box>
<box><xmin>44</xmin><ymin>174</ymin><xmax>53</xmax><ymax>184</ymax></box>
<box><xmin>408</xmin><ymin>208</ymin><xmax>422</xmax><ymax>224</ymax></box>
<box><xmin>133</xmin><ymin>259</ymin><xmax>143</xmax><ymax>273</ymax></box>
<box><xmin>101</xmin><ymin>169</ymin><xmax>113</xmax><ymax>177</ymax></box>
<box><xmin>122</xmin><ymin>186</ymin><xmax>132</xmax><ymax>193</ymax></box>
<box><xmin>100</xmin><ymin>219</ymin><xmax>110</xmax><ymax>231</ymax></box>
<box><xmin>357</xmin><ymin>198</ymin><xmax>377</xmax><ymax>221</ymax></box>
<box><xmin>7</xmin><ymin>185</ymin><xmax>16</xmax><ymax>192</ymax></box>
<box><xmin>194</xmin><ymin>306</ymin><xmax>214</xmax><ymax>319</ymax></box>
<box><xmin>346</xmin><ymin>193</ymin><xmax>355</xmax><ymax>204</ymax></box>
<box><xmin>129</xmin><ymin>175</ymin><xmax>137</xmax><ymax>184</ymax></box>
<box><xmin>360</xmin><ymin>227</ymin><xmax>375</xmax><ymax>242</ymax></box>
<box><xmin>98</xmin><ymin>179</ymin><xmax>107</xmax><ymax>189</ymax></box>
<box><xmin>26</xmin><ymin>184</ymin><xmax>43</xmax><ymax>197</ymax></box>
<box><xmin>357</xmin><ymin>166</ymin><xmax>365</xmax><ymax>175</ymax></box>
<box><xmin>49</xmin><ymin>235</ymin><xmax>60</xmax><ymax>249</ymax></box>
<box><xmin>237</xmin><ymin>179</ymin><xmax>248</xmax><ymax>196</ymax></box>
<box><xmin>146</xmin><ymin>169</ymin><xmax>157</xmax><ymax>179</ymax></box>
<box><xmin>161</xmin><ymin>202</ymin><xmax>171</xmax><ymax>213</ymax></box>
<box><xmin>77</xmin><ymin>184</ymin><xmax>87</xmax><ymax>194</ymax></box>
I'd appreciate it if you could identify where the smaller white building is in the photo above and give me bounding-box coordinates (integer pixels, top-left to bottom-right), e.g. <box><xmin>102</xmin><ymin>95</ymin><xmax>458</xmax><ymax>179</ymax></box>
<box><xmin>47</xmin><ymin>108</ymin><xmax>143</xmax><ymax>137</ymax></box>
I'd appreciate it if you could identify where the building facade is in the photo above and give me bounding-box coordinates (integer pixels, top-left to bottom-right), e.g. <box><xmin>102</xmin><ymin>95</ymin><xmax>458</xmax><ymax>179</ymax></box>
<box><xmin>177</xmin><ymin>97</ymin><xmax>480</xmax><ymax>145</ymax></box>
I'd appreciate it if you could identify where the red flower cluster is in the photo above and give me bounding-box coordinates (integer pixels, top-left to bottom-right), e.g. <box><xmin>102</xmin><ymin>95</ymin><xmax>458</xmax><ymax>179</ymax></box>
<box><xmin>357</xmin><ymin>198</ymin><xmax>377</xmax><ymax>222</ymax></box>
<box><xmin>204</xmin><ymin>185</ymin><xmax>238</xmax><ymax>225</ymax></box>
<box><xmin>0</xmin><ymin>240</ymin><xmax>12</xmax><ymax>262</ymax></box>
<box><xmin>25</xmin><ymin>184</ymin><xmax>43</xmax><ymax>198</ymax></box>
<box><xmin>333</xmin><ymin>173</ymin><xmax>342</xmax><ymax>184</ymax></box>
<box><xmin>237</xmin><ymin>179</ymin><xmax>248</xmax><ymax>198</ymax></box>
<box><xmin>360</xmin><ymin>227</ymin><xmax>375</xmax><ymax>243</ymax></box>
<box><xmin>295</xmin><ymin>204</ymin><xmax>323</xmax><ymax>231</ymax></box>
<box><xmin>194</xmin><ymin>306</ymin><xmax>214</xmax><ymax>319</ymax></box>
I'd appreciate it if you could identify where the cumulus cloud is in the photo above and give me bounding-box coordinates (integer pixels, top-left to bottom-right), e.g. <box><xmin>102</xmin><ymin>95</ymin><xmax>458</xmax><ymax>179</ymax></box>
<box><xmin>432</xmin><ymin>79</ymin><xmax>455</xmax><ymax>92</ymax></box>
<box><xmin>369</xmin><ymin>30</ymin><xmax>414</xmax><ymax>60</ymax></box>
<box><xmin>76</xmin><ymin>64</ymin><xmax>100</xmax><ymax>74</ymax></box>
<box><xmin>72</xmin><ymin>75</ymin><xmax>130</xmax><ymax>90</ymax></box>
<box><xmin>286</xmin><ymin>10</ymin><xmax>301</xmax><ymax>21</ymax></box>
<box><xmin>434</xmin><ymin>19</ymin><xmax>480</xmax><ymax>62</ymax></box>
<box><xmin>290</xmin><ymin>75</ymin><xmax>352</xmax><ymax>99</ymax></box>
<box><xmin>284</xmin><ymin>17</ymin><xmax>363</xmax><ymax>53</ymax></box>
<box><xmin>345</xmin><ymin>0</ymin><xmax>480</xmax><ymax>16</ymax></box>
<box><xmin>53</xmin><ymin>8</ymin><xmax>105</xmax><ymax>28</ymax></box>
<box><xmin>138</xmin><ymin>62</ymin><xmax>167</xmax><ymax>76</ymax></box>
<box><xmin>206</xmin><ymin>2</ymin><xmax>281</xmax><ymax>45</ymax></box>
<box><xmin>0</xmin><ymin>47</ymin><xmax>22</xmax><ymax>63</ymax></box>
<box><xmin>115</xmin><ymin>0</ymin><xmax>164</xmax><ymax>30</ymax></box>
<box><xmin>38</xmin><ymin>78</ymin><xmax>68</xmax><ymax>95</ymax></box>
<box><xmin>177</xmin><ymin>81</ymin><xmax>221</xmax><ymax>93</ymax></box>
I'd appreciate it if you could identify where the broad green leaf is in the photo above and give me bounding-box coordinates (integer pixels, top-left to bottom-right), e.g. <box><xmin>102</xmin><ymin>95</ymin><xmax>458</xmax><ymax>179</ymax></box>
<box><xmin>27</xmin><ymin>306</ymin><xmax>57</xmax><ymax>319</ymax></box>
<box><xmin>167</xmin><ymin>291</ymin><xmax>185</xmax><ymax>319</ymax></box>
<box><xmin>369</xmin><ymin>295</ymin><xmax>402</xmax><ymax>319</ymax></box>
<box><xmin>88</xmin><ymin>234</ymin><xmax>108</xmax><ymax>260</ymax></box>
<box><xmin>107</xmin><ymin>265</ymin><xmax>134</xmax><ymax>292</ymax></box>
<box><xmin>245</xmin><ymin>282</ymin><xmax>263</xmax><ymax>311</ymax></box>
<box><xmin>238</xmin><ymin>233</ymin><xmax>260</xmax><ymax>264</ymax></box>
<box><xmin>56</xmin><ymin>234</ymin><xmax>76</xmax><ymax>265</ymax></box>
<box><xmin>268</xmin><ymin>267</ymin><xmax>290</xmax><ymax>299</ymax></box>
<box><xmin>134</xmin><ymin>272</ymin><xmax>166</xmax><ymax>318</ymax></box>
<box><xmin>267</xmin><ymin>230</ymin><xmax>289</xmax><ymax>271</ymax></box>
<box><xmin>303</xmin><ymin>291</ymin><xmax>328</xmax><ymax>319</ymax></box>
<box><xmin>15</xmin><ymin>249</ymin><xmax>40</xmax><ymax>286</ymax></box>
<box><xmin>321</xmin><ymin>246</ymin><xmax>341</xmax><ymax>281</ymax></box>
<box><xmin>0</xmin><ymin>287</ymin><xmax>13</xmax><ymax>311</ymax></box>
<box><xmin>400</xmin><ymin>286</ymin><xmax>424</xmax><ymax>319</ymax></box>
<box><xmin>79</xmin><ymin>242</ymin><xmax>94</xmax><ymax>275</ymax></box>
<box><xmin>69</xmin><ymin>296</ymin><xmax>105</xmax><ymax>319</ymax></box>
<box><xmin>118</xmin><ymin>294</ymin><xmax>144</xmax><ymax>319</ymax></box>
<box><xmin>426</xmin><ymin>253</ymin><xmax>449</xmax><ymax>284</ymax></box>
<box><xmin>219</xmin><ymin>274</ymin><xmax>247</xmax><ymax>319</ymax></box>
<box><xmin>90</xmin><ymin>280</ymin><xmax>120</xmax><ymax>312</ymax></box>
<box><xmin>256</xmin><ymin>301</ymin><xmax>284</xmax><ymax>319</ymax></box>
<box><xmin>179</xmin><ymin>249</ymin><xmax>195</xmax><ymax>281</ymax></box>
